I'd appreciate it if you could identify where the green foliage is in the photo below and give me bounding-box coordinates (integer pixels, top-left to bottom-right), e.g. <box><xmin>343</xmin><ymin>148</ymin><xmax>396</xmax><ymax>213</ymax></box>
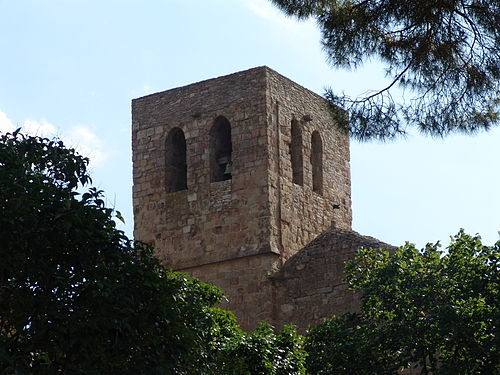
<box><xmin>307</xmin><ymin>230</ymin><xmax>499</xmax><ymax>374</ymax></box>
<box><xmin>0</xmin><ymin>131</ymin><xmax>309</xmax><ymax>375</ymax></box>
<box><xmin>5</xmin><ymin>131</ymin><xmax>497</xmax><ymax>374</ymax></box>
<box><xmin>0</xmin><ymin>131</ymin><xmax>226</xmax><ymax>374</ymax></box>
<box><xmin>270</xmin><ymin>0</ymin><xmax>499</xmax><ymax>140</ymax></box>
<box><xmin>306</xmin><ymin>312</ymin><xmax>405</xmax><ymax>374</ymax></box>
<box><xmin>214</xmin><ymin>323</ymin><xmax>306</xmax><ymax>375</ymax></box>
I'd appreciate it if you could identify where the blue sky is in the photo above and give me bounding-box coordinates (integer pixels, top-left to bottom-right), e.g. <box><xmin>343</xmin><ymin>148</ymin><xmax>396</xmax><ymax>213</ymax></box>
<box><xmin>1</xmin><ymin>0</ymin><xmax>499</xmax><ymax>248</ymax></box>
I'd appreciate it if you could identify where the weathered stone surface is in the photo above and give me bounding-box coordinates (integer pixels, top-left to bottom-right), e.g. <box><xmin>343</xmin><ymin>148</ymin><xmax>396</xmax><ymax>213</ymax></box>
<box><xmin>132</xmin><ymin>66</ymin><xmax>389</xmax><ymax>331</ymax></box>
<box><xmin>271</xmin><ymin>227</ymin><xmax>395</xmax><ymax>331</ymax></box>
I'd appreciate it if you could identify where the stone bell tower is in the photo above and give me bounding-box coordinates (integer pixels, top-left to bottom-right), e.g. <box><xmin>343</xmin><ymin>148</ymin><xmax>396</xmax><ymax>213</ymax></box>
<box><xmin>132</xmin><ymin>66</ymin><xmax>352</xmax><ymax>328</ymax></box>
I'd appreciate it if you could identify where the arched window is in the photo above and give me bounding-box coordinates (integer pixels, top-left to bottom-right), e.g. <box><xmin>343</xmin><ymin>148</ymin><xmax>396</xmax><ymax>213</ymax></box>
<box><xmin>290</xmin><ymin>119</ymin><xmax>303</xmax><ymax>185</ymax></box>
<box><xmin>165</xmin><ymin>127</ymin><xmax>187</xmax><ymax>192</ymax></box>
<box><xmin>210</xmin><ymin>116</ymin><xmax>232</xmax><ymax>182</ymax></box>
<box><xmin>311</xmin><ymin>131</ymin><xmax>323</xmax><ymax>194</ymax></box>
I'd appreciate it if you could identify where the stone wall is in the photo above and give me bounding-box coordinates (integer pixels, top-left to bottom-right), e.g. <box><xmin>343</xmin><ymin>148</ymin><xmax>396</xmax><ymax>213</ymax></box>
<box><xmin>132</xmin><ymin>67</ymin><xmax>274</xmax><ymax>269</ymax></box>
<box><xmin>264</xmin><ymin>68</ymin><xmax>352</xmax><ymax>261</ymax></box>
<box><xmin>132</xmin><ymin>67</ymin><xmax>368</xmax><ymax>331</ymax></box>
<box><xmin>183</xmin><ymin>253</ymin><xmax>280</xmax><ymax>330</ymax></box>
<box><xmin>184</xmin><ymin>227</ymin><xmax>393</xmax><ymax>332</ymax></box>
<box><xmin>133</xmin><ymin>67</ymin><xmax>352</xmax><ymax>268</ymax></box>
<box><xmin>271</xmin><ymin>228</ymin><xmax>395</xmax><ymax>331</ymax></box>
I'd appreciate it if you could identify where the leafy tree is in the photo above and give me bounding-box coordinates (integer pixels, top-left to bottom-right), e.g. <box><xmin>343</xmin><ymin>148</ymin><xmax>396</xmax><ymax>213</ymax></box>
<box><xmin>306</xmin><ymin>313</ymin><xmax>398</xmax><ymax>374</ymax></box>
<box><xmin>0</xmin><ymin>131</ymin><xmax>227</xmax><ymax>374</ymax></box>
<box><xmin>270</xmin><ymin>0</ymin><xmax>499</xmax><ymax>140</ymax></box>
<box><xmin>214</xmin><ymin>323</ymin><xmax>306</xmax><ymax>375</ymax></box>
<box><xmin>306</xmin><ymin>231</ymin><xmax>499</xmax><ymax>374</ymax></box>
<box><xmin>0</xmin><ymin>131</ymin><xmax>309</xmax><ymax>375</ymax></box>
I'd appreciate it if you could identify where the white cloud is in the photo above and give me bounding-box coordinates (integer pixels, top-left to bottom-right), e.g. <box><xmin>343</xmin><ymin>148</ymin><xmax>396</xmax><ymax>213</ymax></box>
<box><xmin>141</xmin><ymin>84</ymin><xmax>152</xmax><ymax>94</ymax></box>
<box><xmin>65</xmin><ymin>125</ymin><xmax>107</xmax><ymax>166</ymax></box>
<box><xmin>0</xmin><ymin>110</ymin><xmax>108</xmax><ymax>167</ymax></box>
<box><xmin>0</xmin><ymin>110</ymin><xmax>15</xmax><ymax>133</ymax></box>
<box><xmin>22</xmin><ymin>118</ymin><xmax>58</xmax><ymax>138</ymax></box>
<box><xmin>243</xmin><ymin>0</ymin><xmax>319</xmax><ymax>41</ymax></box>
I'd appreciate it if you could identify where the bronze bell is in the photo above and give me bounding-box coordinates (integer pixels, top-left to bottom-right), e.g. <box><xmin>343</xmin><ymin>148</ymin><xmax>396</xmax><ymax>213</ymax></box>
<box><xmin>224</xmin><ymin>161</ymin><xmax>233</xmax><ymax>175</ymax></box>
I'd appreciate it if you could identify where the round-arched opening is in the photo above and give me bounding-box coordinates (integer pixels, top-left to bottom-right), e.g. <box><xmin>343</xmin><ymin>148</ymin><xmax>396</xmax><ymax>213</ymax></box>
<box><xmin>311</xmin><ymin>130</ymin><xmax>323</xmax><ymax>194</ymax></box>
<box><xmin>291</xmin><ymin>119</ymin><xmax>303</xmax><ymax>186</ymax></box>
<box><xmin>209</xmin><ymin>116</ymin><xmax>232</xmax><ymax>182</ymax></box>
<box><xmin>165</xmin><ymin>127</ymin><xmax>187</xmax><ymax>192</ymax></box>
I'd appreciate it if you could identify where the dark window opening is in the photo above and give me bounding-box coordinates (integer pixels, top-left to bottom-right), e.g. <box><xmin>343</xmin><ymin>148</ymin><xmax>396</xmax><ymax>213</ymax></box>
<box><xmin>210</xmin><ymin>116</ymin><xmax>232</xmax><ymax>182</ymax></box>
<box><xmin>165</xmin><ymin>127</ymin><xmax>187</xmax><ymax>192</ymax></box>
<box><xmin>311</xmin><ymin>130</ymin><xmax>323</xmax><ymax>194</ymax></box>
<box><xmin>291</xmin><ymin>119</ymin><xmax>303</xmax><ymax>185</ymax></box>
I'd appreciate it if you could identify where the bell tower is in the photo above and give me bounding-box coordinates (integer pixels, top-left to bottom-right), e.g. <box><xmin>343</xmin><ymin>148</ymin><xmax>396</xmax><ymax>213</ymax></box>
<box><xmin>132</xmin><ymin>66</ymin><xmax>352</xmax><ymax>327</ymax></box>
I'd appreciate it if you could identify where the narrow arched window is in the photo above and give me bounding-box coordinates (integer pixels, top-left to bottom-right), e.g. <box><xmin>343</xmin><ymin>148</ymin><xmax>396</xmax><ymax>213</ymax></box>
<box><xmin>290</xmin><ymin>120</ymin><xmax>303</xmax><ymax>185</ymax></box>
<box><xmin>165</xmin><ymin>127</ymin><xmax>187</xmax><ymax>192</ymax></box>
<box><xmin>311</xmin><ymin>131</ymin><xmax>323</xmax><ymax>194</ymax></box>
<box><xmin>210</xmin><ymin>116</ymin><xmax>232</xmax><ymax>182</ymax></box>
